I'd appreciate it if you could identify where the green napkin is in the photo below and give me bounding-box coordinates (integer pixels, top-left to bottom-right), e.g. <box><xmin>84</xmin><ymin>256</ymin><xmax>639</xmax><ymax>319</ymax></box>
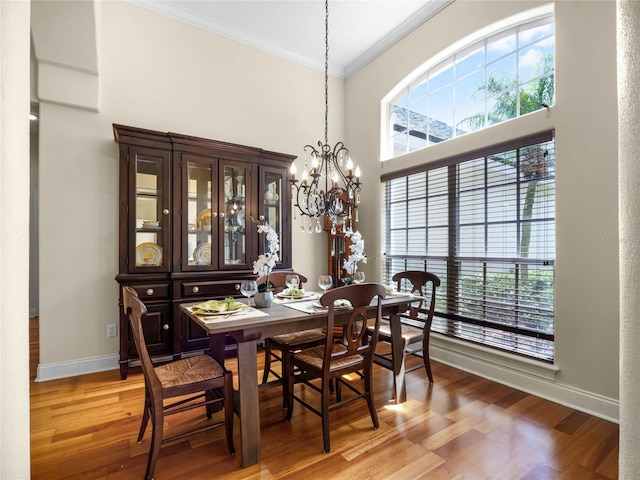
<box><xmin>192</xmin><ymin>298</ymin><xmax>245</xmax><ymax>314</ymax></box>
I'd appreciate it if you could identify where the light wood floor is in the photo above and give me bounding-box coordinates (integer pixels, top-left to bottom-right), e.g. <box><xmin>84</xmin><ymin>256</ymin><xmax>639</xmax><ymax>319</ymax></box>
<box><xmin>30</xmin><ymin>319</ymin><xmax>619</xmax><ymax>479</ymax></box>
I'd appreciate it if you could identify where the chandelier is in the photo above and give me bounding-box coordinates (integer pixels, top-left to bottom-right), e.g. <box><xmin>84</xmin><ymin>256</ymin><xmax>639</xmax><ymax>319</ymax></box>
<box><xmin>289</xmin><ymin>0</ymin><xmax>361</xmax><ymax>235</ymax></box>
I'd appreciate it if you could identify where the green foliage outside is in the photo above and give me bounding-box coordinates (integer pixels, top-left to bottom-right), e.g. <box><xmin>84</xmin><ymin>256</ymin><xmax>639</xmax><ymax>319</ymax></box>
<box><xmin>457</xmin><ymin>53</ymin><xmax>555</xmax><ymax>132</ymax></box>
<box><xmin>458</xmin><ymin>267</ymin><xmax>554</xmax><ymax>333</ymax></box>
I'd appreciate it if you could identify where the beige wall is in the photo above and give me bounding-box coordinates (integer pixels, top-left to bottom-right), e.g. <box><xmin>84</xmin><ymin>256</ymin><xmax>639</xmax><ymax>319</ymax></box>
<box><xmin>347</xmin><ymin>0</ymin><xmax>619</xmax><ymax>417</ymax></box>
<box><xmin>35</xmin><ymin>1</ymin><xmax>341</xmax><ymax>372</ymax></box>
<box><xmin>33</xmin><ymin>0</ymin><xmax>620</xmax><ymax>420</ymax></box>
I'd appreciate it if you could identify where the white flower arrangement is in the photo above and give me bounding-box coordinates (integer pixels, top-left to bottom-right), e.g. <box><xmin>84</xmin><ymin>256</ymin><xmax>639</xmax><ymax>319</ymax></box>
<box><xmin>343</xmin><ymin>230</ymin><xmax>367</xmax><ymax>275</ymax></box>
<box><xmin>252</xmin><ymin>216</ymin><xmax>279</xmax><ymax>291</ymax></box>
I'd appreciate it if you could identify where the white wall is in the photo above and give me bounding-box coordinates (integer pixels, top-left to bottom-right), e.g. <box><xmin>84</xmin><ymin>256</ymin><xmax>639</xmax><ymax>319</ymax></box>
<box><xmin>35</xmin><ymin>1</ymin><xmax>342</xmax><ymax>375</ymax></box>
<box><xmin>1</xmin><ymin>0</ymin><xmax>32</xmax><ymax>477</ymax></box>
<box><xmin>346</xmin><ymin>0</ymin><xmax>619</xmax><ymax>419</ymax></box>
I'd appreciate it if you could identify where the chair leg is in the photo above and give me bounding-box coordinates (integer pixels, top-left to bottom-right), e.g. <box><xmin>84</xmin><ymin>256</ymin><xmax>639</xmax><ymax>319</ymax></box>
<box><xmin>261</xmin><ymin>339</ymin><xmax>273</xmax><ymax>384</ymax></box>
<box><xmin>423</xmin><ymin>341</ymin><xmax>434</xmax><ymax>383</ymax></box>
<box><xmin>363</xmin><ymin>366</ymin><xmax>379</xmax><ymax>430</ymax></box>
<box><xmin>281</xmin><ymin>345</ymin><xmax>291</xmax><ymax>409</ymax></box>
<box><xmin>137</xmin><ymin>388</ymin><xmax>151</xmax><ymax>443</ymax></box>
<box><xmin>322</xmin><ymin>376</ymin><xmax>332</xmax><ymax>453</ymax></box>
<box><xmin>223</xmin><ymin>371</ymin><xmax>236</xmax><ymax>455</ymax></box>
<box><xmin>145</xmin><ymin>399</ymin><xmax>164</xmax><ymax>480</ymax></box>
<box><xmin>285</xmin><ymin>366</ymin><xmax>295</xmax><ymax>421</ymax></box>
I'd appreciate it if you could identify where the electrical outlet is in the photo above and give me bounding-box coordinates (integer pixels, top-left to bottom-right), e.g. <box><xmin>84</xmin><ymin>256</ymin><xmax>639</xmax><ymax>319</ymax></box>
<box><xmin>107</xmin><ymin>324</ymin><xmax>117</xmax><ymax>338</ymax></box>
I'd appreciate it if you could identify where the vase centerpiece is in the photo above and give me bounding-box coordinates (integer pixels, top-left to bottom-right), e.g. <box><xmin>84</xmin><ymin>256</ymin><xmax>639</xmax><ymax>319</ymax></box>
<box><xmin>252</xmin><ymin>216</ymin><xmax>279</xmax><ymax>308</ymax></box>
<box><xmin>341</xmin><ymin>230</ymin><xmax>367</xmax><ymax>286</ymax></box>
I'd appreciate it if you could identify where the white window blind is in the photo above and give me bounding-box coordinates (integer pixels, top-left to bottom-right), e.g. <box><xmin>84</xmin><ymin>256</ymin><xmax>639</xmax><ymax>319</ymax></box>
<box><xmin>382</xmin><ymin>131</ymin><xmax>555</xmax><ymax>361</ymax></box>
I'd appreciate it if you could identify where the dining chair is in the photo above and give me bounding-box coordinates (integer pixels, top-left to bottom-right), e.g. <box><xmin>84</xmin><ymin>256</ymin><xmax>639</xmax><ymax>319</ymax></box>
<box><xmin>122</xmin><ymin>286</ymin><xmax>235</xmax><ymax>480</ymax></box>
<box><xmin>285</xmin><ymin>283</ymin><xmax>386</xmax><ymax>453</ymax></box>
<box><xmin>369</xmin><ymin>270</ymin><xmax>440</xmax><ymax>384</ymax></box>
<box><xmin>258</xmin><ymin>272</ymin><xmax>327</xmax><ymax>409</ymax></box>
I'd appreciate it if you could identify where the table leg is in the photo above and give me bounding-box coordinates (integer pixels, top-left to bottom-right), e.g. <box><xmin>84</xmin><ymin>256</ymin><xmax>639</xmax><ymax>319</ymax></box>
<box><xmin>236</xmin><ymin>340</ymin><xmax>261</xmax><ymax>467</ymax></box>
<box><xmin>389</xmin><ymin>313</ymin><xmax>407</xmax><ymax>404</ymax></box>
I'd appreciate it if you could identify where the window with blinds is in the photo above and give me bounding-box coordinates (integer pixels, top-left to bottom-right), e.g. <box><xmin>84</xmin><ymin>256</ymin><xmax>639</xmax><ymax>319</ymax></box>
<box><xmin>382</xmin><ymin>131</ymin><xmax>555</xmax><ymax>361</ymax></box>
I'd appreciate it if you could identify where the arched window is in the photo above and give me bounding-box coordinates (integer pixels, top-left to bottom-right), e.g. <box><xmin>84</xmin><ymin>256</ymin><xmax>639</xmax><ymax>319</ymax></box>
<box><xmin>384</xmin><ymin>9</ymin><xmax>554</xmax><ymax>159</ymax></box>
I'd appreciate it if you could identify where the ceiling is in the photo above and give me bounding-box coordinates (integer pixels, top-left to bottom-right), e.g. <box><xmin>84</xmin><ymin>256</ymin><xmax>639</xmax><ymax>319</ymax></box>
<box><xmin>129</xmin><ymin>0</ymin><xmax>453</xmax><ymax>79</ymax></box>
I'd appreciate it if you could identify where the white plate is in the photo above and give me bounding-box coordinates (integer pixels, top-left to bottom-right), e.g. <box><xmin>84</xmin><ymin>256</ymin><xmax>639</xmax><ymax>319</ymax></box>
<box><xmin>236</xmin><ymin>209</ymin><xmax>245</xmax><ymax>227</ymax></box>
<box><xmin>312</xmin><ymin>300</ymin><xmax>352</xmax><ymax>310</ymax></box>
<box><xmin>276</xmin><ymin>290</ymin><xmax>311</xmax><ymax>300</ymax></box>
<box><xmin>135</xmin><ymin>242</ymin><xmax>163</xmax><ymax>266</ymax></box>
<box><xmin>193</xmin><ymin>307</ymin><xmax>246</xmax><ymax>317</ymax></box>
<box><xmin>193</xmin><ymin>243</ymin><xmax>212</xmax><ymax>264</ymax></box>
<box><xmin>386</xmin><ymin>291</ymin><xmax>413</xmax><ymax>298</ymax></box>
<box><xmin>190</xmin><ymin>299</ymin><xmax>247</xmax><ymax>315</ymax></box>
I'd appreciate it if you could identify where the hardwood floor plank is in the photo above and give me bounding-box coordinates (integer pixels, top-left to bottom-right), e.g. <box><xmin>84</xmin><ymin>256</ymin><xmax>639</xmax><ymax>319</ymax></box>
<box><xmin>347</xmin><ymin>442</ymin><xmax>444</xmax><ymax>480</ymax></box>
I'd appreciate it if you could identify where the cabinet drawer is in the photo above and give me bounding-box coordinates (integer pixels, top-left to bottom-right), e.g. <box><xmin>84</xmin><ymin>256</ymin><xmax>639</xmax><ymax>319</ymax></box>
<box><xmin>131</xmin><ymin>283</ymin><xmax>170</xmax><ymax>301</ymax></box>
<box><xmin>181</xmin><ymin>280</ymin><xmax>242</xmax><ymax>298</ymax></box>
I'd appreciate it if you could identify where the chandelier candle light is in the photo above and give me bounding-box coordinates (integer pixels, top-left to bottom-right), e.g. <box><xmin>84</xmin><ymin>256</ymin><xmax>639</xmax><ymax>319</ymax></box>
<box><xmin>289</xmin><ymin>0</ymin><xmax>362</xmax><ymax>235</ymax></box>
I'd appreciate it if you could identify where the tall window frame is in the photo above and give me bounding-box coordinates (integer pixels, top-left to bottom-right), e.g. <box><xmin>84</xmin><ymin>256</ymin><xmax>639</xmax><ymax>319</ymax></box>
<box><xmin>385</xmin><ymin>9</ymin><xmax>555</xmax><ymax>160</ymax></box>
<box><xmin>381</xmin><ymin>131</ymin><xmax>555</xmax><ymax>362</ymax></box>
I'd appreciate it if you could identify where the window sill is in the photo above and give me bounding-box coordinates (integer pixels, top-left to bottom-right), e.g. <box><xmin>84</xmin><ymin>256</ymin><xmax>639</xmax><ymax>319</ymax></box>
<box><xmin>430</xmin><ymin>332</ymin><xmax>560</xmax><ymax>382</ymax></box>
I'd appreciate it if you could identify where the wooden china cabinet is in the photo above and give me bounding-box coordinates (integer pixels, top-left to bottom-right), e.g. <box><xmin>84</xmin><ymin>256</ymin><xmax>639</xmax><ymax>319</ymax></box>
<box><xmin>114</xmin><ymin>124</ymin><xmax>293</xmax><ymax>379</ymax></box>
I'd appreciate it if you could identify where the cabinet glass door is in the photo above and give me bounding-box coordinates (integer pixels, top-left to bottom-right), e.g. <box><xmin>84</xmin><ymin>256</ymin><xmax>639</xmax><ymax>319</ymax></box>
<box><xmin>185</xmin><ymin>155</ymin><xmax>216</xmax><ymax>269</ymax></box>
<box><xmin>220</xmin><ymin>162</ymin><xmax>249</xmax><ymax>268</ymax></box>
<box><xmin>132</xmin><ymin>148</ymin><xmax>170</xmax><ymax>272</ymax></box>
<box><xmin>259</xmin><ymin>166</ymin><xmax>289</xmax><ymax>267</ymax></box>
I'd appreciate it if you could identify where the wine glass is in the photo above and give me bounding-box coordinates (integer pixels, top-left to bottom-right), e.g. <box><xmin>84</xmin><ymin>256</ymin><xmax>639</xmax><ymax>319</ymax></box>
<box><xmin>240</xmin><ymin>280</ymin><xmax>258</xmax><ymax>307</ymax></box>
<box><xmin>353</xmin><ymin>271</ymin><xmax>365</xmax><ymax>284</ymax></box>
<box><xmin>285</xmin><ymin>274</ymin><xmax>300</xmax><ymax>290</ymax></box>
<box><xmin>318</xmin><ymin>275</ymin><xmax>333</xmax><ymax>294</ymax></box>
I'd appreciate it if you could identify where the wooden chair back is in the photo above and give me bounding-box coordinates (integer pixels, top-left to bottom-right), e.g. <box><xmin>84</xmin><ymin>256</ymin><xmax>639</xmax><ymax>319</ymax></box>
<box><xmin>393</xmin><ymin>270</ymin><xmax>440</xmax><ymax>330</ymax></box>
<box><xmin>257</xmin><ymin>271</ymin><xmax>308</xmax><ymax>292</ymax></box>
<box><xmin>122</xmin><ymin>286</ymin><xmax>162</xmax><ymax>394</ymax></box>
<box><xmin>320</xmin><ymin>283</ymin><xmax>386</xmax><ymax>371</ymax></box>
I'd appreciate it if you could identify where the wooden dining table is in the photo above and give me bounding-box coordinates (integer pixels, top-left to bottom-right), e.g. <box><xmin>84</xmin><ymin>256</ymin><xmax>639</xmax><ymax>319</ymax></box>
<box><xmin>180</xmin><ymin>291</ymin><xmax>416</xmax><ymax>468</ymax></box>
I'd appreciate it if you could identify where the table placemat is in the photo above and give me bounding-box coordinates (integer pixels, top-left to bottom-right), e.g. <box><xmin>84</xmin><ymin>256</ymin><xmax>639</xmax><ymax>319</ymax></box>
<box><xmin>281</xmin><ymin>299</ymin><xmax>324</xmax><ymax>314</ymax></box>
<box><xmin>186</xmin><ymin>306</ymin><xmax>269</xmax><ymax>323</ymax></box>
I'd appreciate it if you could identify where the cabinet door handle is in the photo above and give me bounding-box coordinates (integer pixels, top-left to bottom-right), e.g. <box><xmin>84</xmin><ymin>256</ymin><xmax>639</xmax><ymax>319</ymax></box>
<box><xmin>162</xmin><ymin>209</ymin><xmax>169</xmax><ymax>215</ymax></box>
<box><xmin>163</xmin><ymin>324</ymin><xmax>170</xmax><ymax>331</ymax></box>
<box><xmin>235</xmin><ymin>283</ymin><xmax>240</xmax><ymax>290</ymax></box>
<box><xmin>192</xmin><ymin>286</ymin><xmax>200</xmax><ymax>293</ymax></box>
<box><xmin>219</xmin><ymin>212</ymin><xmax>225</xmax><ymax>218</ymax></box>
<box><xmin>212</xmin><ymin>212</ymin><xmax>218</xmax><ymax>218</ymax></box>
<box><xmin>146</xmin><ymin>288</ymin><xmax>155</xmax><ymax>296</ymax></box>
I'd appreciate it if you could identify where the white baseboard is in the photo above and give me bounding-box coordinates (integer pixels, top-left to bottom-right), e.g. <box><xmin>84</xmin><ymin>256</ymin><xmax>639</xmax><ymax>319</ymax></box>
<box><xmin>36</xmin><ymin>354</ymin><xmax>119</xmax><ymax>382</ymax></box>
<box><xmin>430</xmin><ymin>333</ymin><xmax>619</xmax><ymax>423</ymax></box>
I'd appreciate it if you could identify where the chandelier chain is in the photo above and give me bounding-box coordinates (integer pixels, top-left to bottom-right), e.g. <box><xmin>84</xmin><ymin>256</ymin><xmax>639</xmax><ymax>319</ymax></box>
<box><xmin>324</xmin><ymin>0</ymin><xmax>329</xmax><ymax>146</ymax></box>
